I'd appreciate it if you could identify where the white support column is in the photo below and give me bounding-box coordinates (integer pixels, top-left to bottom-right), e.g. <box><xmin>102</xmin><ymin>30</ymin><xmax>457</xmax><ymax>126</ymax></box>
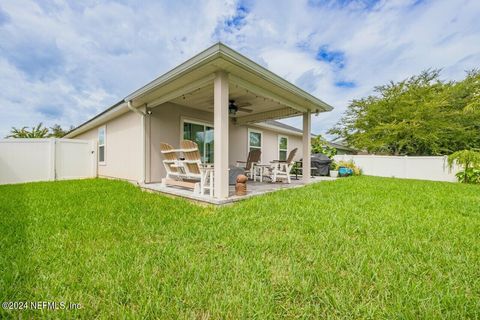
<box><xmin>214</xmin><ymin>71</ymin><xmax>229</xmax><ymax>199</ymax></box>
<box><xmin>302</xmin><ymin>110</ymin><xmax>311</xmax><ymax>183</ymax></box>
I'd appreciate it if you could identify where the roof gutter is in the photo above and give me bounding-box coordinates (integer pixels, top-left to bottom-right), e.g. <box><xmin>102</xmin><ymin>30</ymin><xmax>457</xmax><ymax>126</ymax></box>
<box><xmin>126</xmin><ymin>100</ymin><xmax>146</xmax><ymax>116</ymax></box>
<box><xmin>64</xmin><ymin>101</ymin><xmax>128</xmax><ymax>138</ymax></box>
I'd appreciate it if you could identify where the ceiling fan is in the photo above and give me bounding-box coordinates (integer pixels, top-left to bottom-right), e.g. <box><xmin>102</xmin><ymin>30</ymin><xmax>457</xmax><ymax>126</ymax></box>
<box><xmin>209</xmin><ymin>100</ymin><xmax>253</xmax><ymax>117</ymax></box>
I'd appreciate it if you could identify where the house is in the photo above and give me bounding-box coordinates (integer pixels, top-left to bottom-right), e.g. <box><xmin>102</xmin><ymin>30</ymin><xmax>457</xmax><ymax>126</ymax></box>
<box><xmin>328</xmin><ymin>141</ymin><xmax>358</xmax><ymax>155</ymax></box>
<box><xmin>65</xmin><ymin>43</ymin><xmax>333</xmax><ymax>201</ymax></box>
<box><xmin>263</xmin><ymin>120</ymin><xmax>358</xmax><ymax>155</ymax></box>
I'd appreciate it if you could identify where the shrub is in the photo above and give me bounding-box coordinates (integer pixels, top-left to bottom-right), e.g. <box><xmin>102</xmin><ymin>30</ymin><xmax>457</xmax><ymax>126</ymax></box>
<box><xmin>311</xmin><ymin>135</ymin><xmax>337</xmax><ymax>158</ymax></box>
<box><xmin>330</xmin><ymin>161</ymin><xmax>339</xmax><ymax>171</ymax></box>
<box><xmin>456</xmin><ymin>168</ymin><xmax>480</xmax><ymax>184</ymax></box>
<box><xmin>448</xmin><ymin>150</ymin><xmax>480</xmax><ymax>184</ymax></box>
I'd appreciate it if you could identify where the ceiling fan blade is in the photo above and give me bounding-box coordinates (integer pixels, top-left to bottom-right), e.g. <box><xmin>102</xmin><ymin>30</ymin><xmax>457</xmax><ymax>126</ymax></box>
<box><xmin>238</xmin><ymin>107</ymin><xmax>253</xmax><ymax>113</ymax></box>
<box><xmin>208</xmin><ymin>101</ymin><xmax>252</xmax><ymax>113</ymax></box>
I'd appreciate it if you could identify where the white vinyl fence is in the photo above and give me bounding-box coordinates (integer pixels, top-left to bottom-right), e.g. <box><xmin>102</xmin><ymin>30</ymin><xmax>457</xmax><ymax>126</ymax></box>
<box><xmin>334</xmin><ymin>154</ymin><xmax>459</xmax><ymax>182</ymax></box>
<box><xmin>0</xmin><ymin>139</ymin><xmax>97</xmax><ymax>185</ymax></box>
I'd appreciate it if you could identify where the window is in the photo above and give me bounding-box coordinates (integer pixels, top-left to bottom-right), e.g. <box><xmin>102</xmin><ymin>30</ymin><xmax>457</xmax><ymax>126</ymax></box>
<box><xmin>98</xmin><ymin>126</ymin><xmax>106</xmax><ymax>165</ymax></box>
<box><xmin>248</xmin><ymin>129</ymin><xmax>262</xmax><ymax>155</ymax></box>
<box><xmin>182</xmin><ymin>120</ymin><xmax>214</xmax><ymax>163</ymax></box>
<box><xmin>278</xmin><ymin>135</ymin><xmax>288</xmax><ymax>161</ymax></box>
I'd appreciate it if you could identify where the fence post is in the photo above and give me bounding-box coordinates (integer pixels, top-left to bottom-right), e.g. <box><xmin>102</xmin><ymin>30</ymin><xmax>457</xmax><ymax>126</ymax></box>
<box><xmin>49</xmin><ymin>138</ymin><xmax>56</xmax><ymax>181</ymax></box>
<box><xmin>404</xmin><ymin>155</ymin><xmax>408</xmax><ymax>179</ymax></box>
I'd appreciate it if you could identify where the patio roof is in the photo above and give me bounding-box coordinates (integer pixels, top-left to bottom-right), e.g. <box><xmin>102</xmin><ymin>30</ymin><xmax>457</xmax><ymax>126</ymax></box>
<box><xmin>126</xmin><ymin>42</ymin><xmax>332</xmax><ymax>113</ymax></box>
<box><xmin>66</xmin><ymin>43</ymin><xmax>333</xmax><ymax>138</ymax></box>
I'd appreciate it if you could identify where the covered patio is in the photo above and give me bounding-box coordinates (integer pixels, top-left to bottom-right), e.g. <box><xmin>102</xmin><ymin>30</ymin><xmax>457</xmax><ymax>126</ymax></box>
<box><xmin>140</xmin><ymin>176</ymin><xmax>336</xmax><ymax>205</ymax></box>
<box><xmin>125</xmin><ymin>43</ymin><xmax>333</xmax><ymax>203</ymax></box>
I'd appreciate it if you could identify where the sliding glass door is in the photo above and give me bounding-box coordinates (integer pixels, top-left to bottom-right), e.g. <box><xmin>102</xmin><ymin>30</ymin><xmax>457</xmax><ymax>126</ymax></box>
<box><xmin>183</xmin><ymin>121</ymin><xmax>214</xmax><ymax>163</ymax></box>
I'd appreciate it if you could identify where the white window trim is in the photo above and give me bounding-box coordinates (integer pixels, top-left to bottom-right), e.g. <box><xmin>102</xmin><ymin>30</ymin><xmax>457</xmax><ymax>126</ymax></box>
<box><xmin>278</xmin><ymin>135</ymin><xmax>289</xmax><ymax>160</ymax></box>
<box><xmin>98</xmin><ymin>125</ymin><xmax>106</xmax><ymax>166</ymax></box>
<box><xmin>247</xmin><ymin>128</ymin><xmax>263</xmax><ymax>159</ymax></box>
<box><xmin>179</xmin><ymin>116</ymin><xmax>214</xmax><ymax>141</ymax></box>
<box><xmin>181</xmin><ymin>117</ymin><xmax>214</xmax><ymax>163</ymax></box>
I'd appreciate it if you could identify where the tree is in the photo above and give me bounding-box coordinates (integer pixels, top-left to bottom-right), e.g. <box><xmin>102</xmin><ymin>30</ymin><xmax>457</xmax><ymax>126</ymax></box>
<box><xmin>311</xmin><ymin>135</ymin><xmax>337</xmax><ymax>158</ymax></box>
<box><xmin>6</xmin><ymin>123</ymin><xmax>71</xmax><ymax>138</ymax></box>
<box><xmin>7</xmin><ymin>123</ymin><xmax>49</xmax><ymax>138</ymax></box>
<box><xmin>48</xmin><ymin>124</ymin><xmax>69</xmax><ymax>138</ymax></box>
<box><xmin>329</xmin><ymin>69</ymin><xmax>480</xmax><ymax>155</ymax></box>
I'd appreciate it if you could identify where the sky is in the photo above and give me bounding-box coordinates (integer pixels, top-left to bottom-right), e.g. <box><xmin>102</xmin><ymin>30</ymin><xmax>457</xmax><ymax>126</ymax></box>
<box><xmin>0</xmin><ymin>0</ymin><xmax>479</xmax><ymax>138</ymax></box>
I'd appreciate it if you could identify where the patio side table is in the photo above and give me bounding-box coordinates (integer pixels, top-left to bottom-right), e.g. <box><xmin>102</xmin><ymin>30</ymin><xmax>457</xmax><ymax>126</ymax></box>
<box><xmin>253</xmin><ymin>164</ymin><xmax>271</xmax><ymax>182</ymax></box>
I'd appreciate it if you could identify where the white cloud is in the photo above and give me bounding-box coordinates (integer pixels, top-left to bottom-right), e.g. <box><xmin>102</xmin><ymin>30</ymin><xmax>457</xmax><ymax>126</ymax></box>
<box><xmin>0</xmin><ymin>0</ymin><xmax>479</xmax><ymax>138</ymax></box>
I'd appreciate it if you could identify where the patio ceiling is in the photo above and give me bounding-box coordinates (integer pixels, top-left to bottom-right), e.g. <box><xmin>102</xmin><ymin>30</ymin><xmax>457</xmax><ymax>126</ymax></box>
<box><xmin>168</xmin><ymin>83</ymin><xmax>299</xmax><ymax>124</ymax></box>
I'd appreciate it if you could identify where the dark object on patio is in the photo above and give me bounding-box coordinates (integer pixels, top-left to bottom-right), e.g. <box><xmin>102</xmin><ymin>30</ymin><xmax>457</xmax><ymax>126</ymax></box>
<box><xmin>311</xmin><ymin>153</ymin><xmax>333</xmax><ymax>176</ymax></box>
<box><xmin>229</xmin><ymin>166</ymin><xmax>245</xmax><ymax>185</ymax></box>
<box><xmin>236</xmin><ymin>149</ymin><xmax>261</xmax><ymax>180</ymax></box>
<box><xmin>235</xmin><ymin>174</ymin><xmax>247</xmax><ymax>196</ymax></box>
<box><xmin>338</xmin><ymin>167</ymin><xmax>353</xmax><ymax>177</ymax></box>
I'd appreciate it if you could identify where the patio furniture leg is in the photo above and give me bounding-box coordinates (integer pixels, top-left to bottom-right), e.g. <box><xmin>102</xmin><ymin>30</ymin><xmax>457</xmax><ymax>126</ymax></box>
<box><xmin>193</xmin><ymin>182</ymin><xmax>200</xmax><ymax>195</ymax></box>
<box><xmin>209</xmin><ymin>170</ymin><xmax>213</xmax><ymax>197</ymax></box>
<box><xmin>200</xmin><ymin>171</ymin><xmax>205</xmax><ymax>195</ymax></box>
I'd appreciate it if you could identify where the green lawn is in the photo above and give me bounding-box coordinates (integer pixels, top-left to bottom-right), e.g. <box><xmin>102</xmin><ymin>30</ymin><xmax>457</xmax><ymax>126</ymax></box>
<box><xmin>0</xmin><ymin>177</ymin><xmax>479</xmax><ymax>319</ymax></box>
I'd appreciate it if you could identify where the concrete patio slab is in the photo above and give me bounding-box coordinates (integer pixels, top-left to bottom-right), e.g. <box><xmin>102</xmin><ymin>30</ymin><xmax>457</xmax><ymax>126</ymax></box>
<box><xmin>139</xmin><ymin>176</ymin><xmax>336</xmax><ymax>205</ymax></box>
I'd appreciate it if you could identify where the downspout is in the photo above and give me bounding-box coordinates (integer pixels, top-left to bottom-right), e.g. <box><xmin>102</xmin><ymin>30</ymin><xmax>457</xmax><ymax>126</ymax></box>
<box><xmin>127</xmin><ymin>100</ymin><xmax>146</xmax><ymax>116</ymax></box>
<box><xmin>126</xmin><ymin>100</ymin><xmax>146</xmax><ymax>184</ymax></box>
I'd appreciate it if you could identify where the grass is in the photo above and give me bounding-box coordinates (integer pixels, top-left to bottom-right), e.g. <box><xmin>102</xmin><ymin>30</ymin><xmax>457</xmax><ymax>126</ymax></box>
<box><xmin>0</xmin><ymin>176</ymin><xmax>479</xmax><ymax>319</ymax></box>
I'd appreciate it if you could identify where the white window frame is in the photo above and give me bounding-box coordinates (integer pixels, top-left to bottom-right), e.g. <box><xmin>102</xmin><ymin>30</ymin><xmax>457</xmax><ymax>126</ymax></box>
<box><xmin>247</xmin><ymin>128</ymin><xmax>263</xmax><ymax>159</ymax></box>
<box><xmin>98</xmin><ymin>125</ymin><xmax>106</xmax><ymax>166</ymax></box>
<box><xmin>278</xmin><ymin>135</ymin><xmax>289</xmax><ymax>161</ymax></box>
<box><xmin>180</xmin><ymin>117</ymin><xmax>214</xmax><ymax>163</ymax></box>
<box><xmin>180</xmin><ymin>117</ymin><xmax>213</xmax><ymax>138</ymax></box>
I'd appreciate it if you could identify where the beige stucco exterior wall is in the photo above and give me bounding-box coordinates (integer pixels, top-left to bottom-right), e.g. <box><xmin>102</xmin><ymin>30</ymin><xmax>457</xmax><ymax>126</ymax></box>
<box><xmin>71</xmin><ymin>102</ymin><xmax>304</xmax><ymax>183</ymax></box>
<box><xmin>248</xmin><ymin>126</ymin><xmax>303</xmax><ymax>164</ymax></box>
<box><xmin>148</xmin><ymin>102</ymin><xmax>304</xmax><ymax>182</ymax></box>
<box><xmin>74</xmin><ymin>110</ymin><xmax>143</xmax><ymax>181</ymax></box>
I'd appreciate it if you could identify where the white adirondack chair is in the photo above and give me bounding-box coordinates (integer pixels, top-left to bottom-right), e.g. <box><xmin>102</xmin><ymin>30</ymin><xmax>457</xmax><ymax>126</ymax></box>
<box><xmin>159</xmin><ymin>140</ymin><xmax>214</xmax><ymax>197</ymax></box>
<box><xmin>269</xmin><ymin>148</ymin><xmax>298</xmax><ymax>183</ymax></box>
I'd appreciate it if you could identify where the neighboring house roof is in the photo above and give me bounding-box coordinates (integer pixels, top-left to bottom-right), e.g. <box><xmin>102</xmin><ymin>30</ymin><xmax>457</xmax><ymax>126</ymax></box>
<box><xmin>326</xmin><ymin>141</ymin><xmax>358</xmax><ymax>152</ymax></box>
<box><xmin>263</xmin><ymin>120</ymin><xmax>303</xmax><ymax>133</ymax></box>
<box><xmin>66</xmin><ymin>42</ymin><xmax>333</xmax><ymax>138</ymax></box>
<box><xmin>258</xmin><ymin>120</ymin><xmax>357</xmax><ymax>152</ymax></box>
